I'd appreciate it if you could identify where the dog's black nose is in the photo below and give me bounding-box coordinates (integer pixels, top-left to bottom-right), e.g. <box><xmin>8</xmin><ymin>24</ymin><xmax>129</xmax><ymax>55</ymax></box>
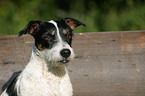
<box><xmin>60</xmin><ymin>49</ymin><xmax>71</xmax><ymax>58</ymax></box>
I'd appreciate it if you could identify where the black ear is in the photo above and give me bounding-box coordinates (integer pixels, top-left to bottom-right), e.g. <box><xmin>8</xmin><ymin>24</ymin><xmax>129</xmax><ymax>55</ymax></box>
<box><xmin>62</xmin><ymin>17</ymin><xmax>86</xmax><ymax>30</ymax></box>
<box><xmin>18</xmin><ymin>21</ymin><xmax>41</xmax><ymax>37</ymax></box>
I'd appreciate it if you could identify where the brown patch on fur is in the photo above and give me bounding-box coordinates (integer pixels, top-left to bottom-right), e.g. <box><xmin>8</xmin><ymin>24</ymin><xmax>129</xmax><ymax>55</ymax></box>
<box><xmin>37</xmin><ymin>44</ymin><xmax>44</xmax><ymax>51</ymax></box>
<box><xmin>65</xmin><ymin>19</ymin><xmax>76</xmax><ymax>29</ymax></box>
<box><xmin>29</xmin><ymin>23</ymin><xmax>39</xmax><ymax>34</ymax></box>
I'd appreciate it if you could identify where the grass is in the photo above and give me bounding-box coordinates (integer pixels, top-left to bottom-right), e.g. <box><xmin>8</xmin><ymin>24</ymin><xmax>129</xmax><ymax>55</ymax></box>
<box><xmin>0</xmin><ymin>1</ymin><xmax>145</xmax><ymax>35</ymax></box>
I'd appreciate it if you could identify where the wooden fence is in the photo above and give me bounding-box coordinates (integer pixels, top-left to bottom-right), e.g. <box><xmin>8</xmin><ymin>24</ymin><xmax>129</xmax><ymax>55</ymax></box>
<box><xmin>0</xmin><ymin>31</ymin><xmax>145</xmax><ymax>96</ymax></box>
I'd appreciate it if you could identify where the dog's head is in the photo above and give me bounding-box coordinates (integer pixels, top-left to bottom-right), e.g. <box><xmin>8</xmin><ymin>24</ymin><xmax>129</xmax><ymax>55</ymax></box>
<box><xmin>19</xmin><ymin>17</ymin><xmax>85</xmax><ymax>65</ymax></box>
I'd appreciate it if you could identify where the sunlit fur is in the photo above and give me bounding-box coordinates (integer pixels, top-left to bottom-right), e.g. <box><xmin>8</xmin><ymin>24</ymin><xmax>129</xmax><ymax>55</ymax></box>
<box><xmin>15</xmin><ymin>47</ymin><xmax>74</xmax><ymax>96</ymax></box>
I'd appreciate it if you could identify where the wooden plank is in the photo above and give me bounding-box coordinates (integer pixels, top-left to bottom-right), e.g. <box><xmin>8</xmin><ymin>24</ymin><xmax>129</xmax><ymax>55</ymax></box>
<box><xmin>0</xmin><ymin>31</ymin><xmax>145</xmax><ymax>96</ymax></box>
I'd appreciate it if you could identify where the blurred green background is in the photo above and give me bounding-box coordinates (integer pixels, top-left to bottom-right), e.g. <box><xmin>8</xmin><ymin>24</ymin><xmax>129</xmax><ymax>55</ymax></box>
<box><xmin>0</xmin><ymin>0</ymin><xmax>145</xmax><ymax>35</ymax></box>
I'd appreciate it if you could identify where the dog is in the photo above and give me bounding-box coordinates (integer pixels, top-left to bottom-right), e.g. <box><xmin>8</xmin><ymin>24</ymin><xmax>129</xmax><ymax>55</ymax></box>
<box><xmin>1</xmin><ymin>17</ymin><xmax>85</xmax><ymax>96</ymax></box>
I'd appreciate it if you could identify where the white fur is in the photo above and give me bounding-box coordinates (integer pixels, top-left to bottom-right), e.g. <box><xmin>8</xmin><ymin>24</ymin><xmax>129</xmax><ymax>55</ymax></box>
<box><xmin>14</xmin><ymin>20</ymin><xmax>74</xmax><ymax>96</ymax></box>
<box><xmin>1</xmin><ymin>89</ymin><xmax>8</xmax><ymax>96</ymax></box>
<box><xmin>15</xmin><ymin>51</ymin><xmax>73</xmax><ymax>96</ymax></box>
<box><xmin>48</xmin><ymin>20</ymin><xmax>62</xmax><ymax>42</ymax></box>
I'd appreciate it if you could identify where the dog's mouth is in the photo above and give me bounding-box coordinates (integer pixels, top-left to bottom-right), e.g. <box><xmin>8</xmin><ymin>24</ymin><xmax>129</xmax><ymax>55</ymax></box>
<box><xmin>60</xmin><ymin>58</ymin><xmax>69</xmax><ymax>64</ymax></box>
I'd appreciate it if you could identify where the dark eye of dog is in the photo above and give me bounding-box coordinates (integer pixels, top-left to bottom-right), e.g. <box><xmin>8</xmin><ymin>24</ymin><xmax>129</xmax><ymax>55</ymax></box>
<box><xmin>44</xmin><ymin>36</ymin><xmax>52</xmax><ymax>40</ymax></box>
<box><xmin>44</xmin><ymin>34</ymin><xmax>53</xmax><ymax>41</ymax></box>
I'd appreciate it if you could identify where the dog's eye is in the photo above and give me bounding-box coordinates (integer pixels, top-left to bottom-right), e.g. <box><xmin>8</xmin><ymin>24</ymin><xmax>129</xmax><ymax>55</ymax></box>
<box><xmin>44</xmin><ymin>36</ymin><xmax>52</xmax><ymax>40</ymax></box>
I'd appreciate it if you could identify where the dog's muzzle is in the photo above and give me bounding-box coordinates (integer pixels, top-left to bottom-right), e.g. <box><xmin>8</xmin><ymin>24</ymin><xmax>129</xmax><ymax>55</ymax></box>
<box><xmin>60</xmin><ymin>49</ymin><xmax>71</xmax><ymax>64</ymax></box>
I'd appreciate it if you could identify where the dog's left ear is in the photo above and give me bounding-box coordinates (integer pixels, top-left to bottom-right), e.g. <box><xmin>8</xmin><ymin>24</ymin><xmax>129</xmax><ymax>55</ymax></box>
<box><xmin>18</xmin><ymin>21</ymin><xmax>41</xmax><ymax>37</ymax></box>
<box><xmin>62</xmin><ymin>17</ymin><xmax>86</xmax><ymax>30</ymax></box>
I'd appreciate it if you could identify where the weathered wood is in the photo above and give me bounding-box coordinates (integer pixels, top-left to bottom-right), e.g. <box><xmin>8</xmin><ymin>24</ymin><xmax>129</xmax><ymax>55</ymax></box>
<box><xmin>0</xmin><ymin>31</ymin><xmax>145</xmax><ymax>96</ymax></box>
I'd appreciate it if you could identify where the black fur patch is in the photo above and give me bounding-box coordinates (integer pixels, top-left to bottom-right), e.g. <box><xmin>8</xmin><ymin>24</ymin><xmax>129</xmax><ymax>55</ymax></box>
<box><xmin>3</xmin><ymin>71</ymin><xmax>21</xmax><ymax>96</ymax></box>
<box><xmin>33</xmin><ymin>22</ymin><xmax>58</xmax><ymax>50</ymax></box>
<box><xmin>56</xmin><ymin>20</ymin><xmax>73</xmax><ymax>46</ymax></box>
<box><xmin>6</xmin><ymin>75</ymin><xmax>18</xmax><ymax>96</ymax></box>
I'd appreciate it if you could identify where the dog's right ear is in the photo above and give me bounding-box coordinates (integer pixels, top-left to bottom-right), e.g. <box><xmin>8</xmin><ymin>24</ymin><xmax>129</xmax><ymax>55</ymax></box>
<box><xmin>18</xmin><ymin>21</ymin><xmax>41</xmax><ymax>37</ymax></box>
<box><xmin>62</xmin><ymin>17</ymin><xmax>86</xmax><ymax>30</ymax></box>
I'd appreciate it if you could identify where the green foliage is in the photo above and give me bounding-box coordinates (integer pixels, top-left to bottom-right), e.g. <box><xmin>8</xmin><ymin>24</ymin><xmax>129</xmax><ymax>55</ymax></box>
<box><xmin>0</xmin><ymin>0</ymin><xmax>145</xmax><ymax>35</ymax></box>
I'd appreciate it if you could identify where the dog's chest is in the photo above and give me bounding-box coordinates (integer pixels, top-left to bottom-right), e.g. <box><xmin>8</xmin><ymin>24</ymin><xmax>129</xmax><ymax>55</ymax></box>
<box><xmin>18</xmin><ymin>61</ymin><xmax>73</xmax><ymax>96</ymax></box>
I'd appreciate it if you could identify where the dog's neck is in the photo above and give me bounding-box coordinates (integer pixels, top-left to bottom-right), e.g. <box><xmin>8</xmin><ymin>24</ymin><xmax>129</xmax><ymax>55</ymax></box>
<box><xmin>27</xmin><ymin>45</ymin><xmax>67</xmax><ymax>77</ymax></box>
